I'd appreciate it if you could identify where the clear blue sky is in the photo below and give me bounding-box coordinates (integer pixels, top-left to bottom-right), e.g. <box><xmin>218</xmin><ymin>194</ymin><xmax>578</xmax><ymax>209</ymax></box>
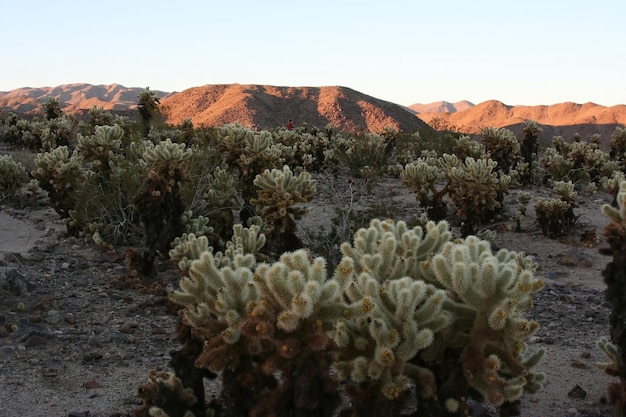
<box><xmin>2</xmin><ymin>0</ymin><xmax>624</xmax><ymax>106</ymax></box>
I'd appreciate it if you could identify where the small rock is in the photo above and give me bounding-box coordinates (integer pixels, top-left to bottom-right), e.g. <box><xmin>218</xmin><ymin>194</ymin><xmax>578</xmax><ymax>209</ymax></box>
<box><xmin>24</xmin><ymin>334</ymin><xmax>47</xmax><ymax>347</ymax></box>
<box><xmin>45</xmin><ymin>310</ymin><xmax>63</xmax><ymax>325</ymax></box>
<box><xmin>28</xmin><ymin>314</ymin><xmax>43</xmax><ymax>323</ymax></box>
<box><xmin>68</xmin><ymin>412</ymin><xmax>90</xmax><ymax>417</ymax></box>
<box><xmin>0</xmin><ymin>345</ymin><xmax>17</xmax><ymax>356</ymax></box>
<box><xmin>119</xmin><ymin>321</ymin><xmax>138</xmax><ymax>334</ymax></box>
<box><xmin>83</xmin><ymin>379</ymin><xmax>98</xmax><ymax>389</ymax></box>
<box><xmin>581</xmin><ymin>352</ymin><xmax>592</xmax><ymax>359</ymax></box>
<box><xmin>558</xmin><ymin>248</ymin><xmax>593</xmax><ymax>268</ymax></box>
<box><xmin>568</xmin><ymin>384</ymin><xmax>587</xmax><ymax>399</ymax></box>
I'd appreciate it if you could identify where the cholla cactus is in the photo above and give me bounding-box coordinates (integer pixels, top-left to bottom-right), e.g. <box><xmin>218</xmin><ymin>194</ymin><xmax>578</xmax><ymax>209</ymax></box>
<box><xmin>252</xmin><ymin>165</ymin><xmax>316</xmax><ymax>253</ymax></box>
<box><xmin>137</xmin><ymin>370</ymin><xmax>199</xmax><ymax>417</ymax></box>
<box><xmin>424</xmin><ymin>236</ymin><xmax>545</xmax><ymax>407</ymax></box>
<box><xmin>273</xmin><ymin>130</ymin><xmax>329</xmax><ymax>171</ymax></box>
<box><xmin>166</xmin><ymin>216</ymin><xmax>545</xmax><ymax>416</ymax></box>
<box><xmin>32</xmin><ymin>145</ymin><xmax>85</xmax><ymax>220</ymax></box>
<box><xmin>515</xmin><ymin>191</ymin><xmax>533</xmax><ymax>232</ymax></box>
<box><xmin>131</xmin><ymin>139</ymin><xmax>194</xmax><ymax>276</ymax></box>
<box><xmin>216</xmin><ymin>124</ymin><xmax>283</xmax><ymax>200</ymax></box>
<box><xmin>324</xmin><ymin>132</ymin><xmax>394</xmax><ymax>177</ymax></box>
<box><xmin>446</xmin><ymin>156</ymin><xmax>511</xmax><ymax>236</ymax></box>
<box><xmin>535</xmin><ymin>181</ymin><xmax>577</xmax><ymax>238</ymax></box>
<box><xmin>76</xmin><ymin>124</ymin><xmax>124</xmax><ymax>171</ymax></box>
<box><xmin>171</xmin><ymin>248</ymin><xmax>344</xmax><ymax>416</ymax></box>
<box><xmin>520</xmin><ymin>120</ymin><xmax>542</xmax><ymax>183</ymax></box>
<box><xmin>598</xmin><ymin>180</ymin><xmax>626</xmax><ymax>414</ymax></box>
<box><xmin>39</xmin><ymin>115</ymin><xmax>74</xmax><ymax>151</ymax></box>
<box><xmin>541</xmin><ymin>146</ymin><xmax>574</xmax><ymax>182</ymax></box>
<box><xmin>400</xmin><ymin>156</ymin><xmax>450</xmax><ymax>221</ymax></box>
<box><xmin>332</xmin><ymin>219</ymin><xmax>453</xmax><ymax>412</ymax></box>
<box><xmin>610</xmin><ymin>127</ymin><xmax>626</xmax><ymax>163</ymax></box>
<box><xmin>452</xmin><ymin>135</ymin><xmax>487</xmax><ymax>160</ymax></box>
<box><xmin>0</xmin><ymin>154</ymin><xmax>28</xmax><ymax>201</ymax></box>
<box><xmin>200</xmin><ymin>166</ymin><xmax>242</xmax><ymax>239</ymax></box>
<box><xmin>601</xmin><ymin>171</ymin><xmax>626</xmax><ymax>205</ymax></box>
<box><xmin>480</xmin><ymin>127</ymin><xmax>521</xmax><ymax>173</ymax></box>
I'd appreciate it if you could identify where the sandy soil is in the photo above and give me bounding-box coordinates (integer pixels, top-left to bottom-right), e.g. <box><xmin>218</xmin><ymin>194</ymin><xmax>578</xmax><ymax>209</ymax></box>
<box><xmin>0</xmin><ymin>174</ymin><xmax>621</xmax><ymax>417</ymax></box>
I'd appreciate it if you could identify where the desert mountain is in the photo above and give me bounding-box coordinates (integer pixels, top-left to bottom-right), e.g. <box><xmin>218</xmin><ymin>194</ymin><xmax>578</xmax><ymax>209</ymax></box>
<box><xmin>0</xmin><ymin>83</ymin><xmax>170</xmax><ymax>114</ymax></box>
<box><xmin>416</xmin><ymin>99</ymin><xmax>626</xmax><ymax>145</ymax></box>
<box><xmin>408</xmin><ymin>100</ymin><xmax>474</xmax><ymax>114</ymax></box>
<box><xmin>0</xmin><ymin>83</ymin><xmax>427</xmax><ymax>133</ymax></box>
<box><xmin>160</xmin><ymin>84</ymin><xmax>426</xmax><ymax>132</ymax></box>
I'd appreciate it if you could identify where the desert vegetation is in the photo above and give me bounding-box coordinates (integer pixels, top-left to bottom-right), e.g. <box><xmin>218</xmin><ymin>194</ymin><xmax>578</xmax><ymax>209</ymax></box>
<box><xmin>2</xmin><ymin>98</ymin><xmax>626</xmax><ymax>417</ymax></box>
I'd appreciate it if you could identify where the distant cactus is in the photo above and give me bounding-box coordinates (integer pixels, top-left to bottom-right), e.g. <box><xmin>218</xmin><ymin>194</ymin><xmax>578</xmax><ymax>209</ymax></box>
<box><xmin>535</xmin><ymin>181</ymin><xmax>578</xmax><ymax>238</ymax></box>
<box><xmin>446</xmin><ymin>155</ymin><xmax>511</xmax><ymax>236</ymax></box>
<box><xmin>400</xmin><ymin>156</ymin><xmax>450</xmax><ymax>221</ymax></box>
<box><xmin>480</xmin><ymin>126</ymin><xmax>521</xmax><ymax>174</ymax></box>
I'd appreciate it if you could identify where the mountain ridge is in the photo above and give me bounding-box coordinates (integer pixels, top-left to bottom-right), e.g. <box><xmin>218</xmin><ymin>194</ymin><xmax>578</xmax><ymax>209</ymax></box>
<box><xmin>1</xmin><ymin>83</ymin><xmax>625</xmax><ymax>139</ymax></box>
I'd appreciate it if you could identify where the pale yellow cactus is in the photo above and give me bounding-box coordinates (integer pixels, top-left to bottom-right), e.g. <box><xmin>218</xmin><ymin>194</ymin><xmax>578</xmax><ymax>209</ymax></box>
<box><xmin>426</xmin><ymin>235</ymin><xmax>544</xmax><ymax>406</ymax></box>
<box><xmin>602</xmin><ymin>180</ymin><xmax>626</xmax><ymax>225</ymax></box>
<box><xmin>252</xmin><ymin>165</ymin><xmax>316</xmax><ymax>235</ymax></box>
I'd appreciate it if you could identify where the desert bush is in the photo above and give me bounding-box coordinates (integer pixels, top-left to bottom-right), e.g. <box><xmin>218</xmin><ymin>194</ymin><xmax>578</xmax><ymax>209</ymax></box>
<box><xmin>0</xmin><ymin>154</ymin><xmax>29</xmax><ymax>201</ymax></box>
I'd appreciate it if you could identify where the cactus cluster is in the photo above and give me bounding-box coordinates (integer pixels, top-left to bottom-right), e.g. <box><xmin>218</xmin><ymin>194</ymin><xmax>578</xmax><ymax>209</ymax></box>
<box><xmin>480</xmin><ymin>126</ymin><xmax>521</xmax><ymax>174</ymax></box>
<box><xmin>161</xmin><ymin>218</ymin><xmax>544</xmax><ymax>417</ymax></box>
<box><xmin>535</xmin><ymin>181</ymin><xmax>578</xmax><ymax>238</ymax></box>
<box><xmin>401</xmin><ymin>152</ymin><xmax>511</xmax><ymax>235</ymax></box>
<box><xmin>131</xmin><ymin>139</ymin><xmax>193</xmax><ymax>276</ymax></box>
<box><xmin>251</xmin><ymin>165</ymin><xmax>316</xmax><ymax>253</ymax></box>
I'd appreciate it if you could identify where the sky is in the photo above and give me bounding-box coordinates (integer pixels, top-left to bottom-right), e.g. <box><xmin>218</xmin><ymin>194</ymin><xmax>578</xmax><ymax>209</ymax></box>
<box><xmin>1</xmin><ymin>0</ymin><xmax>625</xmax><ymax>107</ymax></box>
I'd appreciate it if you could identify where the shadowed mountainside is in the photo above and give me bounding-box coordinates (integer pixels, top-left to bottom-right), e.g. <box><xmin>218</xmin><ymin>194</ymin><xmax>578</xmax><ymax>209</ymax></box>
<box><xmin>0</xmin><ymin>83</ymin><xmax>170</xmax><ymax>113</ymax></box>
<box><xmin>160</xmin><ymin>84</ymin><xmax>427</xmax><ymax>132</ymax></box>
<box><xmin>416</xmin><ymin>99</ymin><xmax>626</xmax><ymax>146</ymax></box>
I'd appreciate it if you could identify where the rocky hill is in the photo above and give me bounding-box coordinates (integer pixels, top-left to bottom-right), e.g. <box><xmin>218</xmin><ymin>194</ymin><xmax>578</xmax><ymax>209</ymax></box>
<box><xmin>0</xmin><ymin>83</ymin><xmax>170</xmax><ymax>114</ymax></box>
<box><xmin>0</xmin><ymin>83</ymin><xmax>427</xmax><ymax>133</ymax></box>
<box><xmin>416</xmin><ymin>99</ymin><xmax>626</xmax><ymax>146</ymax></box>
<box><xmin>160</xmin><ymin>84</ymin><xmax>426</xmax><ymax>132</ymax></box>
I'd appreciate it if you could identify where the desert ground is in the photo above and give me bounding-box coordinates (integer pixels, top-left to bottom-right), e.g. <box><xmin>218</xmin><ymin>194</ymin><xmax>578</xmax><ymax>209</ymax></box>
<box><xmin>0</xmin><ymin>172</ymin><xmax>621</xmax><ymax>417</ymax></box>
